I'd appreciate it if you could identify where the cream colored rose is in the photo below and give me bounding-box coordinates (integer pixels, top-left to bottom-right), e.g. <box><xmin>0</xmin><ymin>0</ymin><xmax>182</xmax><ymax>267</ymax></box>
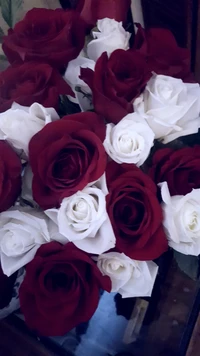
<box><xmin>0</xmin><ymin>207</ymin><xmax>51</xmax><ymax>276</ymax></box>
<box><xmin>134</xmin><ymin>74</ymin><xmax>200</xmax><ymax>143</ymax></box>
<box><xmin>87</xmin><ymin>18</ymin><xmax>131</xmax><ymax>62</ymax></box>
<box><xmin>103</xmin><ymin>113</ymin><xmax>154</xmax><ymax>166</ymax></box>
<box><xmin>160</xmin><ymin>182</ymin><xmax>200</xmax><ymax>255</ymax></box>
<box><xmin>97</xmin><ymin>252</ymin><xmax>158</xmax><ymax>298</ymax></box>
<box><xmin>45</xmin><ymin>175</ymin><xmax>116</xmax><ymax>254</ymax></box>
<box><xmin>0</xmin><ymin>102</ymin><xmax>59</xmax><ymax>158</ymax></box>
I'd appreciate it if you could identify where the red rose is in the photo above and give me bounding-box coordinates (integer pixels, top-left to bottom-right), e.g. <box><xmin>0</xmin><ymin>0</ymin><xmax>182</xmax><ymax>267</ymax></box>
<box><xmin>29</xmin><ymin>112</ymin><xmax>107</xmax><ymax>209</ymax></box>
<box><xmin>80</xmin><ymin>0</ymin><xmax>131</xmax><ymax>27</ymax></box>
<box><xmin>19</xmin><ymin>242</ymin><xmax>111</xmax><ymax>336</ymax></box>
<box><xmin>0</xmin><ymin>263</ymin><xmax>17</xmax><ymax>309</ymax></box>
<box><xmin>149</xmin><ymin>146</ymin><xmax>200</xmax><ymax>196</ymax></box>
<box><xmin>2</xmin><ymin>9</ymin><xmax>86</xmax><ymax>70</ymax></box>
<box><xmin>132</xmin><ymin>24</ymin><xmax>192</xmax><ymax>80</ymax></box>
<box><xmin>0</xmin><ymin>62</ymin><xmax>73</xmax><ymax>113</ymax></box>
<box><xmin>80</xmin><ymin>49</ymin><xmax>152</xmax><ymax>124</ymax></box>
<box><xmin>106</xmin><ymin>161</ymin><xmax>167</xmax><ymax>260</ymax></box>
<box><xmin>0</xmin><ymin>141</ymin><xmax>21</xmax><ymax>212</ymax></box>
<box><xmin>60</xmin><ymin>0</ymin><xmax>131</xmax><ymax>27</ymax></box>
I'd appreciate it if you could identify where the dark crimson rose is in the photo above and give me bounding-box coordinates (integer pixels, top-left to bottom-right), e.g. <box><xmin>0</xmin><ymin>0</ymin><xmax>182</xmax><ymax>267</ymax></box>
<box><xmin>60</xmin><ymin>0</ymin><xmax>85</xmax><ymax>11</ymax></box>
<box><xmin>19</xmin><ymin>242</ymin><xmax>111</xmax><ymax>336</ymax></box>
<box><xmin>0</xmin><ymin>62</ymin><xmax>73</xmax><ymax>113</ymax></box>
<box><xmin>60</xmin><ymin>0</ymin><xmax>131</xmax><ymax>27</ymax></box>
<box><xmin>0</xmin><ymin>263</ymin><xmax>17</xmax><ymax>309</ymax></box>
<box><xmin>149</xmin><ymin>146</ymin><xmax>200</xmax><ymax>196</ymax></box>
<box><xmin>29</xmin><ymin>112</ymin><xmax>107</xmax><ymax>209</ymax></box>
<box><xmin>0</xmin><ymin>141</ymin><xmax>21</xmax><ymax>212</ymax></box>
<box><xmin>106</xmin><ymin>161</ymin><xmax>168</xmax><ymax>260</ymax></box>
<box><xmin>80</xmin><ymin>49</ymin><xmax>152</xmax><ymax>124</ymax></box>
<box><xmin>2</xmin><ymin>9</ymin><xmax>86</xmax><ymax>70</ymax></box>
<box><xmin>132</xmin><ymin>24</ymin><xmax>192</xmax><ymax>80</ymax></box>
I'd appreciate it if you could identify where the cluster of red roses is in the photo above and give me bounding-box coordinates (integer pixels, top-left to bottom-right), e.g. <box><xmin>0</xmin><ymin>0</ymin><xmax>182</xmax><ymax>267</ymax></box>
<box><xmin>0</xmin><ymin>1</ymin><xmax>198</xmax><ymax>338</ymax></box>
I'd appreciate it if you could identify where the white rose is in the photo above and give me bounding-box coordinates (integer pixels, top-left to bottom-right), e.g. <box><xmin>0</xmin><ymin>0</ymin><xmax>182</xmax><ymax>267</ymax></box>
<box><xmin>97</xmin><ymin>252</ymin><xmax>158</xmax><ymax>298</ymax></box>
<box><xmin>45</xmin><ymin>175</ymin><xmax>116</xmax><ymax>254</ymax></box>
<box><xmin>0</xmin><ymin>102</ymin><xmax>59</xmax><ymax>158</ymax></box>
<box><xmin>87</xmin><ymin>18</ymin><xmax>131</xmax><ymax>62</ymax></box>
<box><xmin>0</xmin><ymin>207</ymin><xmax>51</xmax><ymax>276</ymax></box>
<box><xmin>160</xmin><ymin>182</ymin><xmax>200</xmax><ymax>255</ymax></box>
<box><xmin>134</xmin><ymin>74</ymin><xmax>200</xmax><ymax>143</ymax></box>
<box><xmin>64</xmin><ymin>56</ymin><xmax>95</xmax><ymax>111</ymax></box>
<box><xmin>103</xmin><ymin>113</ymin><xmax>154</xmax><ymax>166</ymax></box>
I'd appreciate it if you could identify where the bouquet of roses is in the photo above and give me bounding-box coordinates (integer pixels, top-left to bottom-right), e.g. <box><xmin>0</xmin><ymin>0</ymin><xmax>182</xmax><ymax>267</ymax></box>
<box><xmin>0</xmin><ymin>1</ymin><xmax>199</xmax><ymax>337</ymax></box>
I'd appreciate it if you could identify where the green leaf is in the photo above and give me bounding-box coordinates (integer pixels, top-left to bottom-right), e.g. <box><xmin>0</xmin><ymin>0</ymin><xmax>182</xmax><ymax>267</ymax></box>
<box><xmin>174</xmin><ymin>251</ymin><xmax>200</xmax><ymax>280</ymax></box>
<box><xmin>1</xmin><ymin>0</ymin><xmax>22</xmax><ymax>28</ymax></box>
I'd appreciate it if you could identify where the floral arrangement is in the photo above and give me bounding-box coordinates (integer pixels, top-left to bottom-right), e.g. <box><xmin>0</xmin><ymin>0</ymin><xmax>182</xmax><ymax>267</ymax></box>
<box><xmin>0</xmin><ymin>1</ymin><xmax>199</xmax><ymax>337</ymax></box>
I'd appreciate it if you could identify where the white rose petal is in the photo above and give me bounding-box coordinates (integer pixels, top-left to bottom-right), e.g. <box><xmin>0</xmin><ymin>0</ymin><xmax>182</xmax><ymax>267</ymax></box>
<box><xmin>64</xmin><ymin>56</ymin><xmax>95</xmax><ymax>111</ymax></box>
<box><xmin>160</xmin><ymin>182</ymin><xmax>200</xmax><ymax>255</ymax></box>
<box><xmin>0</xmin><ymin>102</ymin><xmax>59</xmax><ymax>158</ymax></box>
<box><xmin>103</xmin><ymin>112</ymin><xmax>155</xmax><ymax>166</ymax></box>
<box><xmin>134</xmin><ymin>74</ymin><xmax>200</xmax><ymax>143</ymax></box>
<box><xmin>45</xmin><ymin>175</ymin><xmax>116</xmax><ymax>254</ymax></box>
<box><xmin>87</xmin><ymin>18</ymin><xmax>131</xmax><ymax>62</ymax></box>
<box><xmin>97</xmin><ymin>252</ymin><xmax>158</xmax><ymax>298</ymax></box>
<box><xmin>0</xmin><ymin>207</ymin><xmax>52</xmax><ymax>276</ymax></box>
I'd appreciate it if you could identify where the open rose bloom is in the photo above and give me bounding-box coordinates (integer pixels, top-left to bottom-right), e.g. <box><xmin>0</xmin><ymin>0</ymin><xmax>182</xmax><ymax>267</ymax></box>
<box><xmin>0</xmin><ymin>1</ymin><xmax>199</xmax><ymax>338</ymax></box>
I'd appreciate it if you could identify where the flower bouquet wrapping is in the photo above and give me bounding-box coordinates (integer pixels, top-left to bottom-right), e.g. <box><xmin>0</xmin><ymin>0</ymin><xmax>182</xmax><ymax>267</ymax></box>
<box><xmin>0</xmin><ymin>1</ymin><xmax>199</xmax><ymax>337</ymax></box>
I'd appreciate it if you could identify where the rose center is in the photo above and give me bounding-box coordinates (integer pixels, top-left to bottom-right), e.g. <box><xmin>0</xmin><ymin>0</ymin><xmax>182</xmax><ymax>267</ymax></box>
<box><xmin>117</xmin><ymin>132</ymin><xmax>144</xmax><ymax>156</ymax></box>
<box><xmin>183</xmin><ymin>202</ymin><xmax>200</xmax><ymax>234</ymax></box>
<box><xmin>71</xmin><ymin>198</ymin><xmax>90</xmax><ymax>221</ymax></box>
<box><xmin>119</xmin><ymin>134</ymin><xmax>134</xmax><ymax>153</ymax></box>
<box><xmin>187</xmin><ymin>211</ymin><xmax>198</xmax><ymax>231</ymax></box>
<box><xmin>157</xmin><ymin>83</ymin><xmax>173</xmax><ymax>100</ymax></box>
<box><xmin>5</xmin><ymin>232</ymin><xmax>17</xmax><ymax>250</ymax></box>
<box><xmin>111</xmin><ymin>261</ymin><xmax>123</xmax><ymax>271</ymax></box>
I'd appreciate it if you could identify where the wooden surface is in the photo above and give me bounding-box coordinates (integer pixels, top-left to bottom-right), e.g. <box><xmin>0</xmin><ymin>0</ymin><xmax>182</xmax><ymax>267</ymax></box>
<box><xmin>0</xmin><ymin>317</ymin><xmax>55</xmax><ymax>356</ymax></box>
<box><xmin>186</xmin><ymin>312</ymin><xmax>200</xmax><ymax>356</ymax></box>
<box><xmin>0</xmin><ymin>258</ymin><xmax>199</xmax><ymax>356</ymax></box>
<box><xmin>139</xmin><ymin>260</ymin><xmax>198</xmax><ymax>355</ymax></box>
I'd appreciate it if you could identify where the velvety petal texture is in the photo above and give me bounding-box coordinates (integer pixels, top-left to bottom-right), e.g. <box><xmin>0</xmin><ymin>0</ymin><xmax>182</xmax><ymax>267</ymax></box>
<box><xmin>0</xmin><ymin>141</ymin><xmax>21</xmax><ymax>212</ymax></box>
<box><xmin>71</xmin><ymin>0</ymin><xmax>131</xmax><ymax>27</ymax></box>
<box><xmin>0</xmin><ymin>62</ymin><xmax>73</xmax><ymax>113</ymax></box>
<box><xmin>80</xmin><ymin>49</ymin><xmax>152</xmax><ymax>123</ymax></box>
<box><xmin>29</xmin><ymin>112</ymin><xmax>107</xmax><ymax>209</ymax></box>
<box><xmin>3</xmin><ymin>9</ymin><xmax>86</xmax><ymax>70</ymax></box>
<box><xmin>19</xmin><ymin>242</ymin><xmax>111</xmax><ymax>336</ymax></box>
<box><xmin>149</xmin><ymin>146</ymin><xmax>200</xmax><ymax>196</ymax></box>
<box><xmin>106</xmin><ymin>161</ymin><xmax>168</xmax><ymax>260</ymax></box>
<box><xmin>133</xmin><ymin>24</ymin><xmax>192</xmax><ymax>80</ymax></box>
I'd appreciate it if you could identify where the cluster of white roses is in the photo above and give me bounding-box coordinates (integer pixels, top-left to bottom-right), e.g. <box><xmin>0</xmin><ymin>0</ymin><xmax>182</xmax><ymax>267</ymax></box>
<box><xmin>1</xmin><ymin>18</ymin><xmax>200</xmax><ymax>303</ymax></box>
<box><xmin>64</xmin><ymin>18</ymin><xmax>200</xmax><ymax>259</ymax></box>
<box><xmin>0</xmin><ymin>169</ymin><xmax>158</xmax><ymax>298</ymax></box>
<box><xmin>65</xmin><ymin>18</ymin><xmax>200</xmax><ymax>167</ymax></box>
